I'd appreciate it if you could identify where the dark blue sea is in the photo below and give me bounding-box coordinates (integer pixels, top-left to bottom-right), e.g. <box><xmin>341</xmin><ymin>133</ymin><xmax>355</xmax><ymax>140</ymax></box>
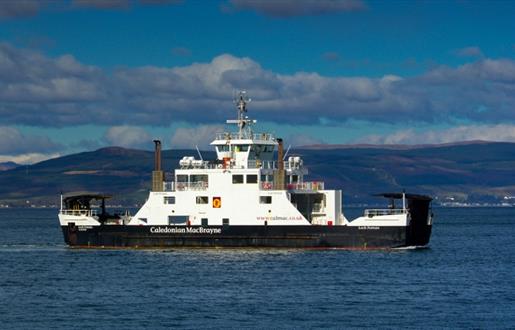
<box><xmin>0</xmin><ymin>207</ymin><xmax>514</xmax><ymax>329</ymax></box>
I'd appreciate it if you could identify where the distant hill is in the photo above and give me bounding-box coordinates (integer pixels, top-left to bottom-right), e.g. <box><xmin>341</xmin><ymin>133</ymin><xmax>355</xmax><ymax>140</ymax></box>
<box><xmin>1</xmin><ymin>142</ymin><xmax>515</xmax><ymax>206</ymax></box>
<box><xmin>0</xmin><ymin>162</ymin><xmax>19</xmax><ymax>171</ymax></box>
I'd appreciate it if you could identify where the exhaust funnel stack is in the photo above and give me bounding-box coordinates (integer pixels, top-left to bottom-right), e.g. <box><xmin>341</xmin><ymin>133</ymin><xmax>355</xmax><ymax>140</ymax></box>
<box><xmin>152</xmin><ymin>140</ymin><xmax>164</xmax><ymax>192</ymax></box>
<box><xmin>278</xmin><ymin>138</ymin><xmax>284</xmax><ymax>171</ymax></box>
<box><xmin>274</xmin><ymin>138</ymin><xmax>285</xmax><ymax>190</ymax></box>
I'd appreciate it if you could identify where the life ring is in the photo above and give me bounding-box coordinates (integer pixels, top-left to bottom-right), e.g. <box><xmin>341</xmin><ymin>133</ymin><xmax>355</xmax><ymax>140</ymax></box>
<box><xmin>212</xmin><ymin>197</ymin><xmax>221</xmax><ymax>208</ymax></box>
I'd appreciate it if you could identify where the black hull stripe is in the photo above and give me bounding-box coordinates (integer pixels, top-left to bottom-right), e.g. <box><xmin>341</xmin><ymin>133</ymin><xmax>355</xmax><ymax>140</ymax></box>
<box><xmin>62</xmin><ymin>224</ymin><xmax>432</xmax><ymax>249</ymax></box>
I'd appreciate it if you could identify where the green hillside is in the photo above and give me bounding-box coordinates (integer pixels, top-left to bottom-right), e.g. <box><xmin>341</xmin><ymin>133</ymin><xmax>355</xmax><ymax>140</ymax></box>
<box><xmin>1</xmin><ymin>142</ymin><xmax>515</xmax><ymax>206</ymax></box>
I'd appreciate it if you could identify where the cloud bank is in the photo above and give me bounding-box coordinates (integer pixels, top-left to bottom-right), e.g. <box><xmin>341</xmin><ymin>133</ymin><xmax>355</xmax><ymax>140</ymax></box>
<box><xmin>103</xmin><ymin>126</ymin><xmax>152</xmax><ymax>149</ymax></box>
<box><xmin>1</xmin><ymin>43</ymin><xmax>515</xmax><ymax>130</ymax></box>
<box><xmin>228</xmin><ymin>0</ymin><xmax>367</xmax><ymax>17</ymax></box>
<box><xmin>358</xmin><ymin>124</ymin><xmax>515</xmax><ymax>145</ymax></box>
<box><xmin>0</xmin><ymin>126</ymin><xmax>62</xmax><ymax>155</ymax></box>
<box><xmin>0</xmin><ymin>0</ymin><xmax>181</xmax><ymax>19</ymax></box>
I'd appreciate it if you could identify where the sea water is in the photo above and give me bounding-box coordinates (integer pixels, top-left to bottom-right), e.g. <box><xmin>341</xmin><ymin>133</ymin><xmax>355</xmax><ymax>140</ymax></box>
<box><xmin>0</xmin><ymin>207</ymin><xmax>514</xmax><ymax>329</ymax></box>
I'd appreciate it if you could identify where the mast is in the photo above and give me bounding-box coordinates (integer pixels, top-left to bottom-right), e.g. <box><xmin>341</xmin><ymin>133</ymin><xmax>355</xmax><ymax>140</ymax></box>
<box><xmin>226</xmin><ymin>91</ymin><xmax>255</xmax><ymax>139</ymax></box>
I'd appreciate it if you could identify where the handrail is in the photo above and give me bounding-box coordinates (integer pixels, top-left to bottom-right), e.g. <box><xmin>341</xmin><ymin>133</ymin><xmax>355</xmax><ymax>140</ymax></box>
<box><xmin>60</xmin><ymin>209</ymin><xmax>97</xmax><ymax>216</ymax></box>
<box><xmin>178</xmin><ymin>160</ymin><xmax>302</xmax><ymax>170</ymax></box>
<box><xmin>364</xmin><ymin>209</ymin><xmax>407</xmax><ymax>217</ymax></box>
<box><xmin>214</xmin><ymin>132</ymin><xmax>275</xmax><ymax>141</ymax></box>
<box><xmin>261</xmin><ymin>181</ymin><xmax>324</xmax><ymax>191</ymax></box>
<box><xmin>174</xmin><ymin>181</ymin><xmax>208</xmax><ymax>191</ymax></box>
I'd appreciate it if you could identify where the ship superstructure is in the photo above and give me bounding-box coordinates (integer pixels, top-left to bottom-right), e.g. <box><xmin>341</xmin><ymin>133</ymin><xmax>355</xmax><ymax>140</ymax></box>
<box><xmin>58</xmin><ymin>91</ymin><xmax>433</xmax><ymax>249</ymax></box>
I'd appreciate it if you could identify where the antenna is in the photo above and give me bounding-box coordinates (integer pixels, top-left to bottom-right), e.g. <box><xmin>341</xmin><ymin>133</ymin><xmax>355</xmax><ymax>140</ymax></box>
<box><xmin>233</xmin><ymin>90</ymin><xmax>251</xmax><ymax>138</ymax></box>
<box><xmin>195</xmin><ymin>145</ymin><xmax>204</xmax><ymax>161</ymax></box>
<box><xmin>283</xmin><ymin>144</ymin><xmax>292</xmax><ymax>160</ymax></box>
<box><xmin>226</xmin><ymin>91</ymin><xmax>256</xmax><ymax>139</ymax></box>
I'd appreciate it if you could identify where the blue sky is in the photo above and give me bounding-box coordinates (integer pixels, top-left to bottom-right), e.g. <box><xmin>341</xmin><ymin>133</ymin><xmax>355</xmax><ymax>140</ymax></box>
<box><xmin>0</xmin><ymin>0</ymin><xmax>515</xmax><ymax>163</ymax></box>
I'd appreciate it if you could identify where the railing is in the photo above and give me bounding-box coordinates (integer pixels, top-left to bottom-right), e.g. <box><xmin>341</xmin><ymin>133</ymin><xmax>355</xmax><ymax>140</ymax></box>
<box><xmin>215</xmin><ymin>132</ymin><xmax>275</xmax><ymax>141</ymax></box>
<box><xmin>60</xmin><ymin>209</ymin><xmax>97</xmax><ymax>217</ymax></box>
<box><xmin>172</xmin><ymin>181</ymin><xmax>208</xmax><ymax>191</ymax></box>
<box><xmin>246</xmin><ymin>160</ymin><xmax>303</xmax><ymax>170</ymax></box>
<box><xmin>261</xmin><ymin>181</ymin><xmax>324</xmax><ymax>191</ymax></box>
<box><xmin>178</xmin><ymin>159</ymin><xmax>303</xmax><ymax>170</ymax></box>
<box><xmin>287</xmin><ymin>182</ymin><xmax>324</xmax><ymax>191</ymax></box>
<box><xmin>364</xmin><ymin>209</ymin><xmax>407</xmax><ymax>217</ymax></box>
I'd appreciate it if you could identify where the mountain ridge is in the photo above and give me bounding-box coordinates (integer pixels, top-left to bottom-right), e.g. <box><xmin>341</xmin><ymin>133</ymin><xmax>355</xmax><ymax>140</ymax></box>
<box><xmin>1</xmin><ymin>141</ymin><xmax>515</xmax><ymax>206</ymax></box>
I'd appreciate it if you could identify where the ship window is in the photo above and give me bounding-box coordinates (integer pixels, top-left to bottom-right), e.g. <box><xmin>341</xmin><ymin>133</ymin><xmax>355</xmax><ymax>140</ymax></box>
<box><xmin>232</xmin><ymin>175</ymin><xmax>244</xmax><ymax>184</ymax></box>
<box><xmin>164</xmin><ymin>196</ymin><xmax>175</xmax><ymax>204</ymax></box>
<box><xmin>260</xmin><ymin>196</ymin><xmax>272</xmax><ymax>204</ymax></box>
<box><xmin>234</xmin><ymin>145</ymin><xmax>249</xmax><ymax>152</ymax></box>
<box><xmin>247</xmin><ymin>174</ymin><xmax>258</xmax><ymax>184</ymax></box>
<box><xmin>223</xmin><ymin>218</ymin><xmax>229</xmax><ymax>226</ymax></box>
<box><xmin>264</xmin><ymin>146</ymin><xmax>274</xmax><ymax>152</ymax></box>
<box><xmin>177</xmin><ymin>175</ymin><xmax>188</xmax><ymax>183</ymax></box>
<box><xmin>201</xmin><ymin>218</ymin><xmax>208</xmax><ymax>226</ymax></box>
<box><xmin>191</xmin><ymin>174</ymin><xmax>208</xmax><ymax>182</ymax></box>
<box><xmin>217</xmin><ymin>145</ymin><xmax>229</xmax><ymax>152</ymax></box>
<box><xmin>196</xmin><ymin>196</ymin><xmax>209</xmax><ymax>204</ymax></box>
<box><xmin>292</xmin><ymin>175</ymin><xmax>299</xmax><ymax>183</ymax></box>
<box><xmin>190</xmin><ymin>174</ymin><xmax>208</xmax><ymax>189</ymax></box>
<box><xmin>260</xmin><ymin>175</ymin><xmax>266</xmax><ymax>182</ymax></box>
<box><xmin>169</xmin><ymin>215</ymin><xmax>188</xmax><ymax>224</ymax></box>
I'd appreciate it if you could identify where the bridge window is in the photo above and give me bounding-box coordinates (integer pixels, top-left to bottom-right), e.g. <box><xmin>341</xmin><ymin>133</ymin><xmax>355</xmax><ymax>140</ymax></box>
<box><xmin>260</xmin><ymin>196</ymin><xmax>272</xmax><ymax>204</ymax></box>
<box><xmin>234</xmin><ymin>145</ymin><xmax>249</xmax><ymax>152</ymax></box>
<box><xmin>232</xmin><ymin>175</ymin><xmax>244</xmax><ymax>184</ymax></box>
<box><xmin>196</xmin><ymin>196</ymin><xmax>209</xmax><ymax>204</ymax></box>
<box><xmin>217</xmin><ymin>145</ymin><xmax>229</xmax><ymax>152</ymax></box>
<box><xmin>164</xmin><ymin>196</ymin><xmax>175</xmax><ymax>204</ymax></box>
<box><xmin>247</xmin><ymin>174</ymin><xmax>258</xmax><ymax>184</ymax></box>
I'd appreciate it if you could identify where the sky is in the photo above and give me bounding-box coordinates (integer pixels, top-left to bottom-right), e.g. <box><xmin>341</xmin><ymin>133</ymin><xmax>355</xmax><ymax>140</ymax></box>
<box><xmin>0</xmin><ymin>0</ymin><xmax>515</xmax><ymax>164</ymax></box>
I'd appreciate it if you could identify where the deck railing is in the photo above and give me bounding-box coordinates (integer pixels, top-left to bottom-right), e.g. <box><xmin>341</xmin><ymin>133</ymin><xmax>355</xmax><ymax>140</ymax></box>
<box><xmin>178</xmin><ymin>159</ymin><xmax>304</xmax><ymax>170</ymax></box>
<box><xmin>60</xmin><ymin>209</ymin><xmax>97</xmax><ymax>217</ymax></box>
<box><xmin>215</xmin><ymin>132</ymin><xmax>275</xmax><ymax>141</ymax></box>
<box><xmin>364</xmin><ymin>209</ymin><xmax>407</xmax><ymax>217</ymax></box>
<box><xmin>261</xmin><ymin>181</ymin><xmax>324</xmax><ymax>191</ymax></box>
<box><xmin>164</xmin><ymin>181</ymin><xmax>208</xmax><ymax>192</ymax></box>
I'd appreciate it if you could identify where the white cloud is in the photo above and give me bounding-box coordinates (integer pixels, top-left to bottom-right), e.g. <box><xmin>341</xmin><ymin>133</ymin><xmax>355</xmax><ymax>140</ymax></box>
<box><xmin>228</xmin><ymin>0</ymin><xmax>367</xmax><ymax>17</ymax></box>
<box><xmin>170</xmin><ymin>125</ymin><xmax>224</xmax><ymax>149</ymax></box>
<box><xmin>2</xmin><ymin>43</ymin><xmax>515</xmax><ymax>128</ymax></box>
<box><xmin>357</xmin><ymin>124</ymin><xmax>515</xmax><ymax>145</ymax></box>
<box><xmin>103</xmin><ymin>126</ymin><xmax>151</xmax><ymax>148</ymax></box>
<box><xmin>0</xmin><ymin>126</ymin><xmax>62</xmax><ymax>155</ymax></box>
<box><xmin>0</xmin><ymin>152</ymin><xmax>61</xmax><ymax>165</ymax></box>
<box><xmin>286</xmin><ymin>133</ymin><xmax>325</xmax><ymax>147</ymax></box>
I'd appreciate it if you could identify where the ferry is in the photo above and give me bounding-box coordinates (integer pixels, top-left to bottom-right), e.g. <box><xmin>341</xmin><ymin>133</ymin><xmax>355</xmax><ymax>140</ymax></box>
<box><xmin>59</xmin><ymin>92</ymin><xmax>433</xmax><ymax>249</ymax></box>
